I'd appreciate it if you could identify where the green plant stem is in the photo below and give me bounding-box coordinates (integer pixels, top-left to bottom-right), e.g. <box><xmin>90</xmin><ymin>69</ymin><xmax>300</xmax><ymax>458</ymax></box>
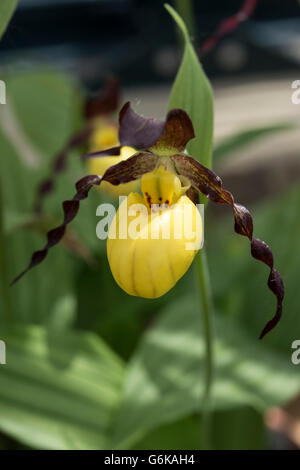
<box><xmin>195</xmin><ymin>249</ymin><xmax>214</xmax><ymax>449</ymax></box>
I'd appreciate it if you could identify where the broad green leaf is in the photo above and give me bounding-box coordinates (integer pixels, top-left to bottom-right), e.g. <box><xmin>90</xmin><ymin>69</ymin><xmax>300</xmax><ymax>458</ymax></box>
<box><xmin>7</xmin><ymin>70</ymin><xmax>81</xmax><ymax>160</ymax></box>
<box><xmin>46</xmin><ymin>295</ymin><xmax>76</xmax><ymax>331</ymax></box>
<box><xmin>166</xmin><ymin>4</ymin><xmax>214</xmax><ymax>167</ymax></box>
<box><xmin>211</xmin><ymin>407</ymin><xmax>264</xmax><ymax>450</ymax></box>
<box><xmin>133</xmin><ymin>415</ymin><xmax>202</xmax><ymax>450</ymax></box>
<box><xmin>111</xmin><ymin>296</ymin><xmax>300</xmax><ymax>449</ymax></box>
<box><xmin>0</xmin><ymin>323</ymin><xmax>124</xmax><ymax>449</ymax></box>
<box><xmin>133</xmin><ymin>408</ymin><xmax>264</xmax><ymax>450</ymax></box>
<box><xmin>213</xmin><ymin>122</ymin><xmax>296</xmax><ymax>163</ymax></box>
<box><xmin>0</xmin><ymin>0</ymin><xmax>18</xmax><ymax>39</ymax></box>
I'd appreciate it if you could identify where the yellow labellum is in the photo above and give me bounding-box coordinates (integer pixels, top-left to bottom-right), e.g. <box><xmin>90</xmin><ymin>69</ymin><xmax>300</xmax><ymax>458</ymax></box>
<box><xmin>107</xmin><ymin>191</ymin><xmax>202</xmax><ymax>298</ymax></box>
<box><xmin>141</xmin><ymin>165</ymin><xmax>190</xmax><ymax>208</ymax></box>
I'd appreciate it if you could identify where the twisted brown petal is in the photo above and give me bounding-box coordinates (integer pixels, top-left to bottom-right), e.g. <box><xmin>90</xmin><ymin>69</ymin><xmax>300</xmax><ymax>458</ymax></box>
<box><xmin>82</xmin><ymin>145</ymin><xmax>122</xmax><ymax>160</ymax></box>
<box><xmin>171</xmin><ymin>153</ymin><xmax>284</xmax><ymax>339</ymax></box>
<box><xmin>186</xmin><ymin>186</ymin><xmax>199</xmax><ymax>205</ymax></box>
<box><xmin>101</xmin><ymin>152</ymin><xmax>159</xmax><ymax>185</ymax></box>
<box><xmin>12</xmin><ymin>153</ymin><xmax>159</xmax><ymax>283</ymax></box>
<box><xmin>33</xmin><ymin>78</ymin><xmax>120</xmax><ymax>215</ymax></box>
<box><xmin>12</xmin><ymin>175</ymin><xmax>101</xmax><ymax>285</ymax></box>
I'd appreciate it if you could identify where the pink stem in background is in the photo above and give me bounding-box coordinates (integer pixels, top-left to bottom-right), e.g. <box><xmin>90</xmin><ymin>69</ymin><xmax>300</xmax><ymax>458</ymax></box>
<box><xmin>199</xmin><ymin>0</ymin><xmax>258</xmax><ymax>57</ymax></box>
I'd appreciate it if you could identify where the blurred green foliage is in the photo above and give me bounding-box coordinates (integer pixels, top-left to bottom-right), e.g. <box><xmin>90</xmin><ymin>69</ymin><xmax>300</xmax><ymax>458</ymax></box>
<box><xmin>0</xmin><ymin>0</ymin><xmax>18</xmax><ymax>39</ymax></box>
<box><xmin>111</xmin><ymin>298</ymin><xmax>300</xmax><ymax>449</ymax></box>
<box><xmin>213</xmin><ymin>122</ymin><xmax>296</xmax><ymax>164</ymax></box>
<box><xmin>0</xmin><ymin>323</ymin><xmax>124</xmax><ymax>450</ymax></box>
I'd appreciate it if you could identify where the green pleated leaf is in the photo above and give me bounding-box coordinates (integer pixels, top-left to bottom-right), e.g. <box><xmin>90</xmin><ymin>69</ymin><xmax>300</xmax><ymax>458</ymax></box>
<box><xmin>133</xmin><ymin>409</ymin><xmax>264</xmax><ymax>450</ymax></box>
<box><xmin>0</xmin><ymin>322</ymin><xmax>124</xmax><ymax>449</ymax></box>
<box><xmin>166</xmin><ymin>4</ymin><xmax>214</xmax><ymax>168</ymax></box>
<box><xmin>0</xmin><ymin>0</ymin><xmax>18</xmax><ymax>39</ymax></box>
<box><xmin>111</xmin><ymin>296</ymin><xmax>300</xmax><ymax>449</ymax></box>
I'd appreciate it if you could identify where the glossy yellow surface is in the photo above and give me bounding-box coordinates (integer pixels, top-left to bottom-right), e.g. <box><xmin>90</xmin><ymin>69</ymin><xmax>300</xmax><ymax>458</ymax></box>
<box><xmin>89</xmin><ymin>122</ymin><xmax>118</xmax><ymax>152</ymax></box>
<box><xmin>141</xmin><ymin>165</ymin><xmax>189</xmax><ymax>208</ymax></box>
<box><xmin>107</xmin><ymin>190</ymin><xmax>202</xmax><ymax>298</ymax></box>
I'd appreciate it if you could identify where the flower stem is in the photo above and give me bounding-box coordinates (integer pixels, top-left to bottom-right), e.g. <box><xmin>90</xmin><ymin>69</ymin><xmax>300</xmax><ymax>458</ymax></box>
<box><xmin>195</xmin><ymin>248</ymin><xmax>214</xmax><ymax>449</ymax></box>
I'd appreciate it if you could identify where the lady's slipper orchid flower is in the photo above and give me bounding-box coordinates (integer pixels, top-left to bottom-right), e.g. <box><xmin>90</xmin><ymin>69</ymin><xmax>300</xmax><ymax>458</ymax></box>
<box><xmin>13</xmin><ymin>102</ymin><xmax>284</xmax><ymax>339</ymax></box>
<box><xmin>87</xmin><ymin>145</ymin><xmax>138</xmax><ymax>197</ymax></box>
<box><xmin>87</xmin><ymin>119</ymin><xmax>138</xmax><ymax>197</ymax></box>
<box><xmin>33</xmin><ymin>78</ymin><xmax>122</xmax><ymax>214</ymax></box>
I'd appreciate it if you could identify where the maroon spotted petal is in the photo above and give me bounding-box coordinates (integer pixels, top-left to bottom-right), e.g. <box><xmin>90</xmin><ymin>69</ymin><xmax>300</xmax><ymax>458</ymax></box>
<box><xmin>171</xmin><ymin>153</ymin><xmax>284</xmax><ymax>339</ymax></box>
<box><xmin>101</xmin><ymin>152</ymin><xmax>159</xmax><ymax>185</ymax></box>
<box><xmin>152</xmin><ymin>108</ymin><xmax>195</xmax><ymax>152</ymax></box>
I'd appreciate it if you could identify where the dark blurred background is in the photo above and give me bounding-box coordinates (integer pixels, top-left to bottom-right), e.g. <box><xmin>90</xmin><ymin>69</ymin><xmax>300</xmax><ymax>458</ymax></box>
<box><xmin>1</xmin><ymin>0</ymin><xmax>300</xmax><ymax>88</ymax></box>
